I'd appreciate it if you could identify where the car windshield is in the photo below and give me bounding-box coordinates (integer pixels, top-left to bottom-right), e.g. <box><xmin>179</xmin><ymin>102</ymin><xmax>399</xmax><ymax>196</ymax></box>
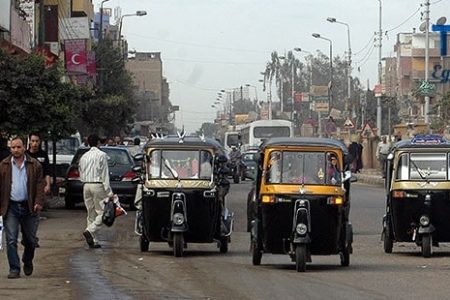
<box><xmin>266</xmin><ymin>151</ymin><xmax>340</xmax><ymax>185</ymax></box>
<box><xmin>243</xmin><ymin>152</ymin><xmax>256</xmax><ymax>161</ymax></box>
<box><xmin>396</xmin><ymin>152</ymin><xmax>448</xmax><ymax>181</ymax></box>
<box><xmin>148</xmin><ymin>149</ymin><xmax>213</xmax><ymax>180</ymax></box>
<box><xmin>48</xmin><ymin>137</ymin><xmax>80</xmax><ymax>155</ymax></box>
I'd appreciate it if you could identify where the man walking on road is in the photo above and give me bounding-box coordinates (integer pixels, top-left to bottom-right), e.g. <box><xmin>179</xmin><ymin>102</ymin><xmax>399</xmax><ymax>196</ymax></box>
<box><xmin>79</xmin><ymin>134</ymin><xmax>113</xmax><ymax>248</ymax></box>
<box><xmin>376</xmin><ymin>136</ymin><xmax>391</xmax><ymax>178</ymax></box>
<box><xmin>26</xmin><ymin>132</ymin><xmax>51</xmax><ymax>196</ymax></box>
<box><xmin>0</xmin><ymin>136</ymin><xmax>44</xmax><ymax>279</ymax></box>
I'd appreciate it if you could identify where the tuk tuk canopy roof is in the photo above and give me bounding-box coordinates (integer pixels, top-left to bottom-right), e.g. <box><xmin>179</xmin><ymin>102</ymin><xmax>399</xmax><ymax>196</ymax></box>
<box><xmin>261</xmin><ymin>137</ymin><xmax>349</xmax><ymax>154</ymax></box>
<box><xmin>391</xmin><ymin>138</ymin><xmax>450</xmax><ymax>151</ymax></box>
<box><xmin>146</xmin><ymin>136</ymin><xmax>225</xmax><ymax>152</ymax></box>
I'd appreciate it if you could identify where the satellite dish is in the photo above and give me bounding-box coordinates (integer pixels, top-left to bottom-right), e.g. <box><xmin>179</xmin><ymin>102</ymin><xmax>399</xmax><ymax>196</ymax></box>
<box><xmin>436</xmin><ymin>16</ymin><xmax>447</xmax><ymax>25</ymax></box>
<box><xmin>419</xmin><ymin>22</ymin><xmax>427</xmax><ymax>32</ymax></box>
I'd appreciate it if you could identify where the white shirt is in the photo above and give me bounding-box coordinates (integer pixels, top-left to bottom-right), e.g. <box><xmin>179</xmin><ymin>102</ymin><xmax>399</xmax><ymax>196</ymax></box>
<box><xmin>79</xmin><ymin>147</ymin><xmax>113</xmax><ymax>196</ymax></box>
<box><xmin>377</xmin><ymin>142</ymin><xmax>391</xmax><ymax>157</ymax></box>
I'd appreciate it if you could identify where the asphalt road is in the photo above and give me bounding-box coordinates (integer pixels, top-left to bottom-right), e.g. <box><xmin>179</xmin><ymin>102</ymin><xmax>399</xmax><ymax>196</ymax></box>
<box><xmin>2</xmin><ymin>181</ymin><xmax>450</xmax><ymax>300</ymax></box>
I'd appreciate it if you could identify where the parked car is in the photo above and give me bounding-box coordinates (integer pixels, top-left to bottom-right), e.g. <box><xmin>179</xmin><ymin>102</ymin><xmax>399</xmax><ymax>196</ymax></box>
<box><xmin>64</xmin><ymin>146</ymin><xmax>139</xmax><ymax>209</ymax></box>
<box><xmin>240</xmin><ymin>150</ymin><xmax>258</xmax><ymax>181</ymax></box>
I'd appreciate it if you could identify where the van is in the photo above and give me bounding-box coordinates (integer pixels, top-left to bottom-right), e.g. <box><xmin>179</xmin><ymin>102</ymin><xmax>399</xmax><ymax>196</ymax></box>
<box><xmin>47</xmin><ymin>132</ymin><xmax>82</xmax><ymax>178</ymax></box>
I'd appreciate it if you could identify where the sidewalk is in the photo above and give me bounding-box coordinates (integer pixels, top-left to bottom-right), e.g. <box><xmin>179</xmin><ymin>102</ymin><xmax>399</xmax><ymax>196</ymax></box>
<box><xmin>354</xmin><ymin>168</ymin><xmax>384</xmax><ymax>186</ymax></box>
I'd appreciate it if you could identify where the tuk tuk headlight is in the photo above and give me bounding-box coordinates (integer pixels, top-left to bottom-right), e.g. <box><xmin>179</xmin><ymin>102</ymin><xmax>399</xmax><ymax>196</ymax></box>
<box><xmin>173</xmin><ymin>213</ymin><xmax>185</xmax><ymax>225</ymax></box>
<box><xmin>296</xmin><ymin>223</ymin><xmax>308</xmax><ymax>235</ymax></box>
<box><xmin>420</xmin><ymin>215</ymin><xmax>430</xmax><ymax>227</ymax></box>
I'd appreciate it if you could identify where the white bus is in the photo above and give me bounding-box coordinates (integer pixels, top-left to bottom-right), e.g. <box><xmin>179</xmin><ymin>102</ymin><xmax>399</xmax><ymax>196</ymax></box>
<box><xmin>239</xmin><ymin>120</ymin><xmax>294</xmax><ymax>151</ymax></box>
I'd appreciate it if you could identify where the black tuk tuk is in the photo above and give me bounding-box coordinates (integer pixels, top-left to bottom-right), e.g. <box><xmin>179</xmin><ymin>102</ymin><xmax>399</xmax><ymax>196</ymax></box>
<box><xmin>134</xmin><ymin>136</ymin><xmax>233</xmax><ymax>257</ymax></box>
<box><xmin>248</xmin><ymin>137</ymin><xmax>355</xmax><ymax>272</ymax></box>
<box><xmin>382</xmin><ymin>134</ymin><xmax>450</xmax><ymax>257</ymax></box>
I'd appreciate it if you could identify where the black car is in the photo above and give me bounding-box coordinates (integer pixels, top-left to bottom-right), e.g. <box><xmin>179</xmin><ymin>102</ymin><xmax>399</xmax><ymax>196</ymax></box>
<box><xmin>240</xmin><ymin>150</ymin><xmax>258</xmax><ymax>181</ymax></box>
<box><xmin>64</xmin><ymin>146</ymin><xmax>139</xmax><ymax>209</ymax></box>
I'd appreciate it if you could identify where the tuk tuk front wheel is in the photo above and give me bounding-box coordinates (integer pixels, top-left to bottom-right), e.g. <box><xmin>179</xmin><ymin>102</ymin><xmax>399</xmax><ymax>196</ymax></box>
<box><xmin>295</xmin><ymin>245</ymin><xmax>307</xmax><ymax>272</ymax></box>
<box><xmin>173</xmin><ymin>233</ymin><xmax>184</xmax><ymax>257</ymax></box>
<box><xmin>252</xmin><ymin>240</ymin><xmax>262</xmax><ymax>265</ymax></box>
<box><xmin>140</xmin><ymin>235</ymin><xmax>149</xmax><ymax>252</ymax></box>
<box><xmin>421</xmin><ymin>234</ymin><xmax>432</xmax><ymax>258</ymax></box>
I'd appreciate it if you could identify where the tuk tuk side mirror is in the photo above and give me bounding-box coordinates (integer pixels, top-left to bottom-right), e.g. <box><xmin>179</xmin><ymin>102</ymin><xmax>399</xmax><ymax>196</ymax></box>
<box><xmin>132</xmin><ymin>165</ymin><xmax>142</xmax><ymax>173</ymax></box>
<box><xmin>343</xmin><ymin>170</ymin><xmax>357</xmax><ymax>182</ymax></box>
<box><xmin>134</xmin><ymin>153</ymin><xmax>144</xmax><ymax>161</ymax></box>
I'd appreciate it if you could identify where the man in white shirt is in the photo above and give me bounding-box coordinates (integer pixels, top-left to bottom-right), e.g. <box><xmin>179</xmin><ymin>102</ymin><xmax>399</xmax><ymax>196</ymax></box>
<box><xmin>376</xmin><ymin>136</ymin><xmax>391</xmax><ymax>178</ymax></box>
<box><xmin>79</xmin><ymin>134</ymin><xmax>113</xmax><ymax>248</ymax></box>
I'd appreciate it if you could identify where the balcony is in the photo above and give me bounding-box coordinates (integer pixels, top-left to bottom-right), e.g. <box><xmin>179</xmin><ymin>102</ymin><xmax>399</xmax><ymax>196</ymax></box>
<box><xmin>71</xmin><ymin>0</ymin><xmax>93</xmax><ymax>20</ymax></box>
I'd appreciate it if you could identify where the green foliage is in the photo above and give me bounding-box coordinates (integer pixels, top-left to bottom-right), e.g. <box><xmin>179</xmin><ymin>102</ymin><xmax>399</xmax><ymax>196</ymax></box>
<box><xmin>0</xmin><ymin>50</ymin><xmax>81</xmax><ymax>139</ymax></box>
<box><xmin>82</xmin><ymin>39</ymin><xmax>137</xmax><ymax>136</ymax></box>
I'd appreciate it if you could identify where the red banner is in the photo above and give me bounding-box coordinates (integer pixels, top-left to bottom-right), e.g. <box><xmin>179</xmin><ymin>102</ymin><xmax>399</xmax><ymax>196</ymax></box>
<box><xmin>87</xmin><ymin>51</ymin><xmax>96</xmax><ymax>77</ymax></box>
<box><xmin>65</xmin><ymin>39</ymin><xmax>87</xmax><ymax>74</ymax></box>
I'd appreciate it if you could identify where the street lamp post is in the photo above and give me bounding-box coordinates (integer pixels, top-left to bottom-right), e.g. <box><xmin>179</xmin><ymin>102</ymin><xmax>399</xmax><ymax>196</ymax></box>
<box><xmin>261</xmin><ymin>71</ymin><xmax>273</xmax><ymax>120</ymax></box>
<box><xmin>327</xmin><ymin>17</ymin><xmax>352</xmax><ymax>114</ymax></box>
<box><xmin>377</xmin><ymin>0</ymin><xmax>382</xmax><ymax>135</ymax></box>
<box><xmin>312</xmin><ymin>33</ymin><xmax>333</xmax><ymax>116</ymax></box>
<box><xmin>424</xmin><ymin>0</ymin><xmax>430</xmax><ymax>124</ymax></box>
<box><xmin>278</xmin><ymin>56</ymin><xmax>286</xmax><ymax>115</ymax></box>
<box><xmin>98</xmin><ymin>0</ymin><xmax>110</xmax><ymax>42</ymax></box>
<box><xmin>118</xmin><ymin>11</ymin><xmax>147</xmax><ymax>54</ymax></box>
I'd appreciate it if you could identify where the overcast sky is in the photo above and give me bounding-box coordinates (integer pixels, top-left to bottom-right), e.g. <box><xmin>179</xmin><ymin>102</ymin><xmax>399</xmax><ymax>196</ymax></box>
<box><xmin>94</xmin><ymin>0</ymin><xmax>450</xmax><ymax>133</ymax></box>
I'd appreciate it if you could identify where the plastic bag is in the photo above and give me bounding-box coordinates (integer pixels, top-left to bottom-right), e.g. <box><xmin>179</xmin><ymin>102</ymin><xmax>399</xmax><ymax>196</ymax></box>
<box><xmin>102</xmin><ymin>200</ymin><xmax>116</xmax><ymax>227</ymax></box>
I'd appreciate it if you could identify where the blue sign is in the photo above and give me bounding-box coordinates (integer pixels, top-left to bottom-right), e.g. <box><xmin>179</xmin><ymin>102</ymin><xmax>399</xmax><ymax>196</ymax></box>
<box><xmin>432</xmin><ymin>64</ymin><xmax>450</xmax><ymax>83</ymax></box>
<box><xmin>431</xmin><ymin>24</ymin><xmax>450</xmax><ymax>57</ymax></box>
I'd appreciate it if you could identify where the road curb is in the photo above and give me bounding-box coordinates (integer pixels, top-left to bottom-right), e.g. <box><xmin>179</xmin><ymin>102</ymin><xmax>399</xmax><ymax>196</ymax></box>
<box><xmin>355</xmin><ymin>173</ymin><xmax>384</xmax><ymax>186</ymax></box>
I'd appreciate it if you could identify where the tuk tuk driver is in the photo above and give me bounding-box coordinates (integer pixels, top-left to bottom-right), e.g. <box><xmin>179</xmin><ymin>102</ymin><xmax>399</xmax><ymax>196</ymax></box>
<box><xmin>327</xmin><ymin>153</ymin><xmax>341</xmax><ymax>185</ymax></box>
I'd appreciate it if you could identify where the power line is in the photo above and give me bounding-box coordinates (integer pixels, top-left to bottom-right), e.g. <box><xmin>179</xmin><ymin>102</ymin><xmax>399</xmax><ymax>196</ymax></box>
<box><xmin>353</xmin><ymin>33</ymin><xmax>376</xmax><ymax>56</ymax></box>
<box><xmin>385</xmin><ymin>6</ymin><xmax>421</xmax><ymax>33</ymax></box>
<box><xmin>127</xmin><ymin>33</ymin><xmax>271</xmax><ymax>54</ymax></box>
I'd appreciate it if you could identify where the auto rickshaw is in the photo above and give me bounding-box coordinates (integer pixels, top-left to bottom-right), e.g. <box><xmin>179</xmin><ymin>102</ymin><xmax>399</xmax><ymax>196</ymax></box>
<box><xmin>134</xmin><ymin>135</ymin><xmax>233</xmax><ymax>257</ymax></box>
<box><xmin>247</xmin><ymin>137</ymin><xmax>355</xmax><ymax>272</ymax></box>
<box><xmin>382</xmin><ymin>134</ymin><xmax>450</xmax><ymax>257</ymax></box>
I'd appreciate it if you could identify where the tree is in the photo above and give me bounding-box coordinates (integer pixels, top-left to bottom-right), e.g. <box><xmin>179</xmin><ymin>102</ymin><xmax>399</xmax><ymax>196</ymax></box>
<box><xmin>81</xmin><ymin>39</ymin><xmax>137</xmax><ymax>137</ymax></box>
<box><xmin>0</xmin><ymin>50</ymin><xmax>82</xmax><ymax>139</ymax></box>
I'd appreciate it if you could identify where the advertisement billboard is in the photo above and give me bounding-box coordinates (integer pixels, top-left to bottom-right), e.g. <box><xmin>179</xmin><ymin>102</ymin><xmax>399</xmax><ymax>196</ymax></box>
<box><xmin>19</xmin><ymin>0</ymin><xmax>35</xmax><ymax>47</ymax></box>
<box><xmin>65</xmin><ymin>39</ymin><xmax>87</xmax><ymax>74</ymax></box>
<box><xmin>60</xmin><ymin>17</ymin><xmax>90</xmax><ymax>40</ymax></box>
<box><xmin>0</xmin><ymin>1</ymin><xmax>11</xmax><ymax>31</ymax></box>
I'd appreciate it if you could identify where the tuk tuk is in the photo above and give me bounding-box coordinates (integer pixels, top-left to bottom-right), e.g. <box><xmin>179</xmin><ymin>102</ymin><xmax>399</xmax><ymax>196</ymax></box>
<box><xmin>247</xmin><ymin>137</ymin><xmax>354</xmax><ymax>272</ymax></box>
<box><xmin>134</xmin><ymin>135</ymin><xmax>233</xmax><ymax>257</ymax></box>
<box><xmin>382</xmin><ymin>134</ymin><xmax>450</xmax><ymax>257</ymax></box>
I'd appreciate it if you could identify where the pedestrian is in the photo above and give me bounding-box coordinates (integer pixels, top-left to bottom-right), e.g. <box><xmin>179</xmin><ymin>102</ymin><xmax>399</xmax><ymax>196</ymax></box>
<box><xmin>79</xmin><ymin>134</ymin><xmax>114</xmax><ymax>248</ymax></box>
<box><xmin>26</xmin><ymin>133</ymin><xmax>51</xmax><ymax>195</ymax></box>
<box><xmin>0</xmin><ymin>136</ymin><xmax>44</xmax><ymax>279</ymax></box>
<box><xmin>376</xmin><ymin>136</ymin><xmax>391</xmax><ymax>178</ymax></box>
<box><xmin>356</xmin><ymin>140</ymin><xmax>364</xmax><ymax>173</ymax></box>
<box><xmin>348</xmin><ymin>137</ymin><xmax>359</xmax><ymax>173</ymax></box>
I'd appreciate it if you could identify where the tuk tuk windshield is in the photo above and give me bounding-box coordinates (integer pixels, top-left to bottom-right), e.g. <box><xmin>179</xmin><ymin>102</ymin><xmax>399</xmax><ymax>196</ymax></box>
<box><xmin>148</xmin><ymin>149</ymin><xmax>213</xmax><ymax>179</ymax></box>
<box><xmin>396</xmin><ymin>152</ymin><xmax>448</xmax><ymax>181</ymax></box>
<box><xmin>266</xmin><ymin>151</ymin><xmax>340</xmax><ymax>185</ymax></box>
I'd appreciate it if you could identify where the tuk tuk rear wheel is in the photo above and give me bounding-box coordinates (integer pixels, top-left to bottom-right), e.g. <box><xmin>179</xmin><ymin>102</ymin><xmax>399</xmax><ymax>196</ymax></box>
<box><xmin>140</xmin><ymin>235</ymin><xmax>149</xmax><ymax>252</ymax></box>
<box><xmin>295</xmin><ymin>245</ymin><xmax>307</xmax><ymax>272</ymax></box>
<box><xmin>340</xmin><ymin>247</ymin><xmax>350</xmax><ymax>267</ymax></box>
<box><xmin>219</xmin><ymin>237</ymin><xmax>229</xmax><ymax>253</ymax></box>
<box><xmin>252</xmin><ymin>241</ymin><xmax>262</xmax><ymax>265</ymax></box>
<box><xmin>421</xmin><ymin>234</ymin><xmax>432</xmax><ymax>258</ymax></box>
<box><xmin>383</xmin><ymin>229</ymin><xmax>393</xmax><ymax>254</ymax></box>
<box><xmin>173</xmin><ymin>233</ymin><xmax>184</xmax><ymax>257</ymax></box>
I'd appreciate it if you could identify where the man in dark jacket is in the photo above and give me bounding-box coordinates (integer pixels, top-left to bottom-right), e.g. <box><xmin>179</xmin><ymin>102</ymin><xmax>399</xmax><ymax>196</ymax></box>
<box><xmin>0</xmin><ymin>136</ymin><xmax>44</xmax><ymax>279</ymax></box>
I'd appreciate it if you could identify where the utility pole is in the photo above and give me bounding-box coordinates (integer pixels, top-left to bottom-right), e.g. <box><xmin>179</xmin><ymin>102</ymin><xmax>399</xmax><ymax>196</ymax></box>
<box><xmin>424</xmin><ymin>0</ymin><xmax>430</xmax><ymax>124</ymax></box>
<box><xmin>377</xmin><ymin>0</ymin><xmax>382</xmax><ymax>136</ymax></box>
<box><xmin>38</xmin><ymin>0</ymin><xmax>45</xmax><ymax>47</ymax></box>
<box><xmin>291</xmin><ymin>62</ymin><xmax>295</xmax><ymax>120</ymax></box>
